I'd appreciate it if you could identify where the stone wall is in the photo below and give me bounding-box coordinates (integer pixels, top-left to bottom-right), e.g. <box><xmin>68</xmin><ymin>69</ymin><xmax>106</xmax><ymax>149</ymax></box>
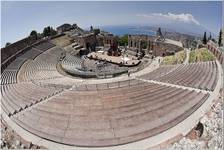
<box><xmin>222</xmin><ymin>28</ymin><xmax>224</xmax><ymax>46</ymax></box>
<box><xmin>74</xmin><ymin>33</ymin><xmax>117</xmax><ymax>50</ymax></box>
<box><xmin>128</xmin><ymin>35</ymin><xmax>156</xmax><ymax>49</ymax></box>
<box><xmin>1</xmin><ymin>36</ymin><xmax>38</xmax><ymax>63</ymax></box>
<box><xmin>207</xmin><ymin>41</ymin><xmax>224</xmax><ymax>64</ymax></box>
<box><xmin>56</xmin><ymin>23</ymin><xmax>72</xmax><ymax>33</ymax></box>
<box><xmin>93</xmin><ymin>34</ymin><xmax>117</xmax><ymax>47</ymax></box>
<box><xmin>73</xmin><ymin>34</ymin><xmax>97</xmax><ymax>51</ymax></box>
<box><xmin>1</xmin><ymin>36</ymin><xmax>41</xmax><ymax>72</ymax></box>
<box><xmin>102</xmin><ymin>35</ymin><xmax>117</xmax><ymax>47</ymax></box>
<box><xmin>128</xmin><ymin>35</ymin><xmax>182</xmax><ymax>56</ymax></box>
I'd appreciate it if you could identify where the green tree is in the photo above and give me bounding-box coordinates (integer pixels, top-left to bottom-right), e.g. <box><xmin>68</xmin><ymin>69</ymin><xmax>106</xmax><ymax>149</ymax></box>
<box><xmin>208</xmin><ymin>33</ymin><xmax>212</xmax><ymax>41</ymax></box>
<box><xmin>5</xmin><ymin>42</ymin><xmax>11</xmax><ymax>47</ymax></box>
<box><xmin>43</xmin><ymin>26</ymin><xmax>50</xmax><ymax>37</ymax></box>
<box><xmin>43</xmin><ymin>26</ymin><xmax>57</xmax><ymax>37</ymax></box>
<box><xmin>218</xmin><ymin>29</ymin><xmax>222</xmax><ymax>47</ymax></box>
<box><xmin>142</xmin><ymin>41</ymin><xmax>147</xmax><ymax>49</ymax></box>
<box><xmin>50</xmin><ymin>27</ymin><xmax>57</xmax><ymax>36</ymax></box>
<box><xmin>93</xmin><ymin>29</ymin><xmax>100</xmax><ymax>35</ymax></box>
<box><xmin>30</xmin><ymin>30</ymin><xmax>38</xmax><ymax>39</ymax></box>
<box><xmin>90</xmin><ymin>26</ymin><xmax>93</xmax><ymax>31</ymax></box>
<box><xmin>157</xmin><ymin>27</ymin><xmax>163</xmax><ymax>37</ymax></box>
<box><xmin>203</xmin><ymin>32</ymin><xmax>207</xmax><ymax>44</ymax></box>
<box><xmin>118</xmin><ymin>35</ymin><xmax>128</xmax><ymax>46</ymax></box>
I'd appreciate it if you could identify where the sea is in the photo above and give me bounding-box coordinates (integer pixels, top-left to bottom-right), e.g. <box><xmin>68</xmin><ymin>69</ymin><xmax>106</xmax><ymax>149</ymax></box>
<box><xmin>100</xmin><ymin>25</ymin><xmax>156</xmax><ymax>36</ymax></box>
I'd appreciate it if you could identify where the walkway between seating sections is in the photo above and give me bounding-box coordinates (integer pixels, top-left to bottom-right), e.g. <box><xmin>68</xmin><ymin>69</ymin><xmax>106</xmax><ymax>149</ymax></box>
<box><xmin>183</xmin><ymin>48</ymin><xmax>190</xmax><ymax>64</ymax></box>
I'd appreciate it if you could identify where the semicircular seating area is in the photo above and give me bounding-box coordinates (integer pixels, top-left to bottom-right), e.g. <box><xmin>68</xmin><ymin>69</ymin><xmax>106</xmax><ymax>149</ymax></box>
<box><xmin>1</xmin><ymin>41</ymin><xmax>56</xmax><ymax>84</ymax></box>
<box><xmin>60</xmin><ymin>53</ymin><xmax>129</xmax><ymax>79</ymax></box>
<box><xmin>139</xmin><ymin>61</ymin><xmax>218</xmax><ymax>91</ymax></box>
<box><xmin>20</xmin><ymin>47</ymin><xmax>65</xmax><ymax>82</ymax></box>
<box><xmin>1</xmin><ymin>40</ymin><xmax>221</xmax><ymax>148</ymax></box>
<box><xmin>33</xmin><ymin>41</ymin><xmax>55</xmax><ymax>51</ymax></box>
<box><xmin>61</xmin><ymin>53</ymin><xmax>83</xmax><ymax>70</ymax></box>
<box><xmin>1</xmin><ymin>82</ymin><xmax>63</xmax><ymax>116</ymax></box>
<box><xmin>1</xmin><ymin>70</ymin><xmax>18</xmax><ymax>85</ymax></box>
<box><xmin>10</xmin><ymin>81</ymin><xmax>209</xmax><ymax>147</ymax></box>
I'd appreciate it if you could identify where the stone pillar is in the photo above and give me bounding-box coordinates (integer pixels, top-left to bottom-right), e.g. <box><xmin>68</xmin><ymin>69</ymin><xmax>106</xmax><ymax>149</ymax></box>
<box><xmin>128</xmin><ymin>35</ymin><xmax>131</xmax><ymax>47</ymax></box>
<box><xmin>152</xmin><ymin>42</ymin><xmax>156</xmax><ymax>56</ymax></box>
<box><xmin>139</xmin><ymin>40</ymin><xmax>142</xmax><ymax>52</ymax></box>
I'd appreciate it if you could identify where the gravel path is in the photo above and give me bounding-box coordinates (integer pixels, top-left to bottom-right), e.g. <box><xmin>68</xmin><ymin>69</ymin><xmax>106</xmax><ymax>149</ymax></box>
<box><xmin>183</xmin><ymin>48</ymin><xmax>190</xmax><ymax>64</ymax></box>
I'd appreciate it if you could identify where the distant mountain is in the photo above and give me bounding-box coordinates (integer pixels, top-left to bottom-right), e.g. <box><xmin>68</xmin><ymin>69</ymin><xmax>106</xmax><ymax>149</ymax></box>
<box><xmin>148</xmin><ymin>22</ymin><xmax>216</xmax><ymax>38</ymax></box>
<box><xmin>101</xmin><ymin>24</ymin><xmax>208</xmax><ymax>48</ymax></box>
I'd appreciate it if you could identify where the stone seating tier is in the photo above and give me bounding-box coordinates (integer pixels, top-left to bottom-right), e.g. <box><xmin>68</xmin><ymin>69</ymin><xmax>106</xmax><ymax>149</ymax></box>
<box><xmin>139</xmin><ymin>61</ymin><xmax>218</xmax><ymax>91</ymax></box>
<box><xmin>10</xmin><ymin>82</ymin><xmax>209</xmax><ymax>146</ymax></box>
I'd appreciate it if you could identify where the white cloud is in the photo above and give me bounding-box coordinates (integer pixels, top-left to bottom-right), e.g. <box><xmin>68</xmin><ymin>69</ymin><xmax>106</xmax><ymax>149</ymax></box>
<box><xmin>137</xmin><ymin>13</ymin><xmax>200</xmax><ymax>25</ymax></box>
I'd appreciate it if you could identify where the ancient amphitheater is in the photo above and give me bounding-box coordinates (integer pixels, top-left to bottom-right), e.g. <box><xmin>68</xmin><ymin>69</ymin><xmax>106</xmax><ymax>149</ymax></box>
<box><xmin>1</xmin><ymin>28</ymin><xmax>224</xmax><ymax>149</ymax></box>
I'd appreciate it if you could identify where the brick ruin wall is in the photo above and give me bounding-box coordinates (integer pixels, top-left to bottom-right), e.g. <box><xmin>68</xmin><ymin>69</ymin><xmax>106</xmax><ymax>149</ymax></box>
<box><xmin>207</xmin><ymin>43</ymin><xmax>224</xmax><ymax>65</ymax></box>
<box><xmin>128</xmin><ymin>35</ymin><xmax>182</xmax><ymax>56</ymax></box>
<box><xmin>1</xmin><ymin>36</ymin><xmax>38</xmax><ymax>63</ymax></box>
<box><xmin>1</xmin><ymin>36</ymin><xmax>41</xmax><ymax>72</ymax></box>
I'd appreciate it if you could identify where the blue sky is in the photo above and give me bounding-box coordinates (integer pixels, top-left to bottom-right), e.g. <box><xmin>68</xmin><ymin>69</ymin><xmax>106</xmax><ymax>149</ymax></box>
<box><xmin>1</xmin><ymin>1</ymin><xmax>222</xmax><ymax>47</ymax></box>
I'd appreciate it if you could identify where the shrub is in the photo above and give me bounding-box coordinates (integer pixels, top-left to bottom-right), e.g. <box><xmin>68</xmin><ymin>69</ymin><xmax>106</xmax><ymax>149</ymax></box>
<box><xmin>189</xmin><ymin>48</ymin><xmax>215</xmax><ymax>63</ymax></box>
<box><xmin>162</xmin><ymin>50</ymin><xmax>186</xmax><ymax>65</ymax></box>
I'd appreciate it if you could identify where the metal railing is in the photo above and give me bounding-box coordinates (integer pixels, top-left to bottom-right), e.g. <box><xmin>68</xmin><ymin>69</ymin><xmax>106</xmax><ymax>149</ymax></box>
<box><xmin>73</xmin><ymin>79</ymin><xmax>144</xmax><ymax>91</ymax></box>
